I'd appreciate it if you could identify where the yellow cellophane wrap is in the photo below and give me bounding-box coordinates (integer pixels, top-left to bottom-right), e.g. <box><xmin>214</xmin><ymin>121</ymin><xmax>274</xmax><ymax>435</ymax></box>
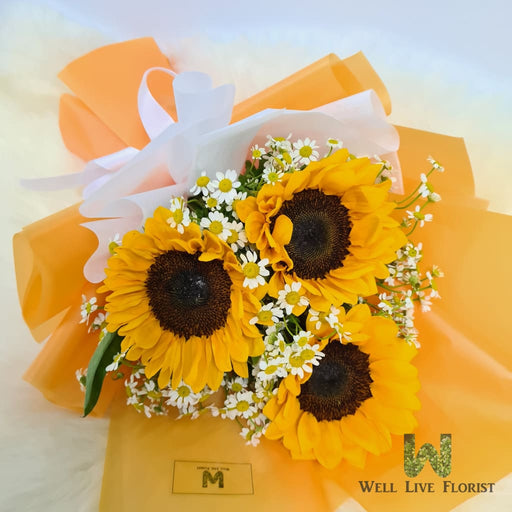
<box><xmin>12</xmin><ymin>38</ymin><xmax>511</xmax><ymax>510</ymax></box>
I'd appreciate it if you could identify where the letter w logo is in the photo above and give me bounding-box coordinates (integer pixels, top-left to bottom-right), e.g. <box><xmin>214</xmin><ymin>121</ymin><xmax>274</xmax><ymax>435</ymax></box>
<box><xmin>403</xmin><ymin>434</ymin><xmax>452</xmax><ymax>477</ymax></box>
<box><xmin>202</xmin><ymin>470</ymin><xmax>224</xmax><ymax>488</ymax></box>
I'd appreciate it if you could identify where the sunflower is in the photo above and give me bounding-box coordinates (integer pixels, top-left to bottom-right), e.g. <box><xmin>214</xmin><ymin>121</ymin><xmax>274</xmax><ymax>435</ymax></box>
<box><xmin>98</xmin><ymin>207</ymin><xmax>264</xmax><ymax>392</ymax></box>
<box><xmin>263</xmin><ymin>304</ymin><xmax>419</xmax><ymax>469</ymax></box>
<box><xmin>236</xmin><ymin>149</ymin><xmax>407</xmax><ymax>310</ymax></box>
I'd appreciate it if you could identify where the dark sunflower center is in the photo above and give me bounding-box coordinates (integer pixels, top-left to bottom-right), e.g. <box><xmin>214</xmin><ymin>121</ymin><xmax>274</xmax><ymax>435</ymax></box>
<box><xmin>145</xmin><ymin>250</ymin><xmax>232</xmax><ymax>338</ymax></box>
<box><xmin>273</xmin><ymin>188</ymin><xmax>352</xmax><ymax>279</ymax></box>
<box><xmin>298</xmin><ymin>342</ymin><xmax>372</xmax><ymax>421</ymax></box>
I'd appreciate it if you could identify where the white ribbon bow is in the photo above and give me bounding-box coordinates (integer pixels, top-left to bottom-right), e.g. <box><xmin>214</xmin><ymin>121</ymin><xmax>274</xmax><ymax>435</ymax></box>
<box><xmin>23</xmin><ymin>67</ymin><xmax>402</xmax><ymax>283</ymax></box>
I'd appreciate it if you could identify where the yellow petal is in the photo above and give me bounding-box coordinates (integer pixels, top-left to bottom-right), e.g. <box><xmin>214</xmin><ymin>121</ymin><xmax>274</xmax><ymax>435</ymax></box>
<box><xmin>313</xmin><ymin>421</ymin><xmax>343</xmax><ymax>469</ymax></box>
<box><xmin>297</xmin><ymin>412</ymin><xmax>321</xmax><ymax>452</ymax></box>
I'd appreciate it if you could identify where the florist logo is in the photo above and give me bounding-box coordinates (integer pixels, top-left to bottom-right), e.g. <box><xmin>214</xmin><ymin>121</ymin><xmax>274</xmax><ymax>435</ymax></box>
<box><xmin>403</xmin><ymin>433</ymin><xmax>452</xmax><ymax>477</ymax></box>
<box><xmin>358</xmin><ymin>435</ymin><xmax>496</xmax><ymax>494</ymax></box>
<box><xmin>172</xmin><ymin>461</ymin><xmax>253</xmax><ymax>495</ymax></box>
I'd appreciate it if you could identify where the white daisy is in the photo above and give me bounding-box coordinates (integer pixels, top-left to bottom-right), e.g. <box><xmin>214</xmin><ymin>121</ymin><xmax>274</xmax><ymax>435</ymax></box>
<box><xmin>224</xmin><ymin>391</ymin><xmax>258</xmax><ymax>420</ymax></box>
<box><xmin>407</xmin><ymin>205</ymin><xmax>433</xmax><ymax>227</ymax></box>
<box><xmin>292</xmin><ymin>138</ymin><xmax>319</xmax><ymax>165</ymax></box>
<box><xmin>250</xmin><ymin>144</ymin><xmax>266</xmax><ymax>160</ymax></box>
<box><xmin>224</xmin><ymin>376</ymin><xmax>248</xmax><ymax>393</ymax></box>
<box><xmin>262</xmin><ymin>166</ymin><xmax>284</xmax><ymax>185</ymax></box>
<box><xmin>211</xmin><ymin>170</ymin><xmax>241</xmax><ymax>204</ymax></box>
<box><xmin>79</xmin><ymin>295</ymin><xmax>98</xmax><ymax>324</ymax></box>
<box><xmin>326</xmin><ymin>137</ymin><xmax>343</xmax><ymax>150</ymax></box>
<box><xmin>165</xmin><ymin>382</ymin><xmax>200</xmax><ymax>409</ymax></box>
<box><xmin>249</xmin><ymin>302</ymin><xmax>283</xmax><ymax>325</ymax></box>
<box><xmin>276</xmin><ymin>281</ymin><xmax>309</xmax><ymax>315</ymax></box>
<box><xmin>225</xmin><ymin>221</ymin><xmax>248</xmax><ymax>252</ymax></box>
<box><xmin>108</xmin><ymin>233</ymin><xmax>122</xmax><ymax>255</ymax></box>
<box><xmin>283</xmin><ymin>345</ymin><xmax>319</xmax><ymax>379</ymax></box>
<box><xmin>167</xmin><ymin>197</ymin><xmax>191</xmax><ymax>234</ymax></box>
<box><xmin>190</xmin><ymin>171</ymin><xmax>214</xmax><ymax>196</ymax></box>
<box><xmin>239</xmin><ymin>250</ymin><xmax>269</xmax><ymax>289</ymax></box>
<box><xmin>200</xmin><ymin>210</ymin><xmax>230</xmax><ymax>240</ymax></box>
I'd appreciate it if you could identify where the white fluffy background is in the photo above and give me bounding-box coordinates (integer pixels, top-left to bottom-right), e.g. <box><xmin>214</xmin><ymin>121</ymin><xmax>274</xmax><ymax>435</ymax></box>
<box><xmin>1</xmin><ymin>1</ymin><xmax>511</xmax><ymax>511</ymax></box>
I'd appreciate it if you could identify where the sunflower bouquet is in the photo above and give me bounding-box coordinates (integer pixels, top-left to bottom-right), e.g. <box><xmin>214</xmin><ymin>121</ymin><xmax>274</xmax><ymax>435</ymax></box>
<box><xmin>78</xmin><ymin>127</ymin><xmax>443</xmax><ymax>469</ymax></box>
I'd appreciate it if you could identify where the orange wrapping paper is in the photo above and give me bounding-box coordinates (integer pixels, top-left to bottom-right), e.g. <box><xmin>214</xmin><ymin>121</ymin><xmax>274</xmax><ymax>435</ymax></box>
<box><xmin>12</xmin><ymin>38</ymin><xmax>511</xmax><ymax>511</ymax></box>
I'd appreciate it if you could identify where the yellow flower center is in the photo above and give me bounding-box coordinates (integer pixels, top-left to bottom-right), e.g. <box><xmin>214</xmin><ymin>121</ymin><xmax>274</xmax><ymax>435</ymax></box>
<box><xmin>267</xmin><ymin>171</ymin><xmax>279</xmax><ymax>182</ymax></box>
<box><xmin>264</xmin><ymin>364</ymin><xmax>278</xmax><ymax>375</ymax></box>
<box><xmin>231</xmin><ymin>382</ymin><xmax>243</xmax><ymax>392</ymax></box>
<box><xmin>328</xmin><ymin>138</ymin><xmax>338</xmax><ymax>145</ymax></box>
<box><xmin>257</xmin><ymin>310</ymin><xmax>273</xmax><ymax>323</ymax></box>
<box><xmin>147</xmin><ymin>390</ymin><xmax>162</xmax><ymax>400</ymax></box>
<box><xmin>299</xmin><ymin>146</ymin><xmax>313</xmax><ymax>158</ymax></box>
<box><xmin>286</xmin><ymin>291</ymin><xmax>300</xmax><ymax>305</ymax></box>
<box><xmin>296</xmin><ymin>336</ymin><xmax>309</xmax><ymax>347</ymax></box>
<box><xmin>243</xmin><ymin>262</ymin><xmax>260</xmax><ymax>279</ymax></box>
<box><xmin>209</xmin><ymin>220</ymin><xmax>224</xmax><ymax>235</ymax></box>
<box><xmin>219</xmin><ymin>178</ymin><xmax>233</xmax><ymax>193</ymax></box>
<box><xmin>177</xmin><ymin>385</ymin><xmax>191</xmax><ymax>398</ymax></box>
<box><xmin>282</xmin><ymin>151</ymin><xmax>292</xmax><ymax>164</ymax></box>
<box><xmin>236</xmin><ymin>401</ymin><xmax>250</xmax><ymax>412</ymax></box>
<box><xmin>172</xmin><ymin>209</ymin><xmax>183</xmax><ymax>224</ymax></box>
<box><xmin>301</xmin><ymin>348</ymin><xmax>315</xmax><ymax>361</ymax></box>
<box><xmin>197</xmin><ymin>175</ymin><xmax>210</xmax><ymax>187</ymax></box>
<box><xmin>108</xmin><ymin>241</ymin><xmax>119</xmax><ymax>255</ymax></box>
<box><xmin>274</xmin><ymin>137</ymin><xmax>285</xmax><ymax>142</ymax></box>
<box><xmin>206</xmin><ymin>197</ymin><xmax>218</xmax><ymax>208</ymax></box>
<box><xmin>289</xmin><ymin>355</ymin><xmax>304</xmax><ymax>368</ymax></box>
<box><xmin>226</xmin><ymin>229</ymin><xmax>239</xmax><ymax>244</ymax></box>
<box><xmin>252</xmin><ymin>149</ymin><xmax>262</xmax><ymax>159</ymax></box>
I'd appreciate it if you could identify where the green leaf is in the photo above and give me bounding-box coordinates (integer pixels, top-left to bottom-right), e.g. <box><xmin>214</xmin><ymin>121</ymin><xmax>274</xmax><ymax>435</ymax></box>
<box><xmin>83</xmin><ymin>331</ymin><xmax>123</xmax><ymax>417</ymax></box>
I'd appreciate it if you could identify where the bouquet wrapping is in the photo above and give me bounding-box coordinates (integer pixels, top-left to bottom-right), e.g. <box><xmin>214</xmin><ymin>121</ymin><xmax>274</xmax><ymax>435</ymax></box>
<box><xmin>13</xmin><ymin>37</ymin><xmax>511</xmax><ymax>511</ymax></box>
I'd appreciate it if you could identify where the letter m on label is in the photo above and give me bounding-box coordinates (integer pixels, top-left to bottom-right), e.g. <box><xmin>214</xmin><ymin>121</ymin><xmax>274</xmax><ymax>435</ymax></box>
<box><xmin>403</xmin><ymin>434</ymin><xmax>452</xmax><ymax>477</ymax></box>
<box><xmin>202</xmin><ymin>470</ymin><xmax>224</xmax><ymax>488</ymax></box>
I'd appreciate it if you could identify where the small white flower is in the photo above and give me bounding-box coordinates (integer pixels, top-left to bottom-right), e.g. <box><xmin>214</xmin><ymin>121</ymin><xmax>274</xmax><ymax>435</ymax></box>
<box><xmin>277</xmin><ymin>282</ymin><xmax>309</xmax><ymax>315</ymax></box>
<box><xmin>200</xmin><ymin>211</ymin><xmax>231</xmax><ymax>240</ymax></box>
<box><xmin>427</xmin><ymin>155</ymin><xmax>445</xmax><ymax>172</ymax></box>
<box><xmin>225</xmin><ymin>221</ymin><xmax>248</xmax><ymax>252</ymax></box>
<box><xmin>429</xmin><ymin>192</ymin><xmax>441</xmax><ymax>202</ymax></box>
<box><xmin>250</xmin><ymin>144</ymin><xmax>266</xmax><ymax>160</ymax></box>
<box><xmin>75</xmin><ymin>368</ymin><xmax>87</xmax><ymax>392</ymax></box>
<box><xmin>167</xmin><ymin>197</ymin><xmax>191</xmax><ymax>234</ymax></box>
<box><xmin>239</xmin><ymin>251</ymin><xmax>269</xmax><ymax>289</ymax></box>
<box><xmin>225</xmin><ymin>376</ymin><xmax>248</xmax><ymax>393</ymax></box>
<box><xmin>283</xmin><ymin>344</ymin><xmax>322</xmax><ymax>379</ymax></box>
<box><xmin>80</xmin><ymin>295</ymin><xmax>98</xmax><ymax>325</ymax></box>
<box><xmin>89</xmin><ymin>312</ymin><xmax>107</xmax><ymax>333</ymax></box>
<box><xmin>262</xmin><ymin>166</ymin><xmax>285</xmax><ymax>185</ymax></box>
<box><xmin>211</xmin><ymin>170</ymin><xmax>241</xmax><ymax>204</ymax></box>
<box><xmin>105</xmin><ymin>351</ymin><xmax>126</xmax><ymax>372</ymax></box>
<box><xmin>292</xmin><ymin>138</ymin><xmax>319</xmax><ymax>165</ymax></box>
<box><xmin>265</xmin><ymin>134</ymin><xmax>292</xmax><ymax>152</ymax></box>
<box><xmin>224</xmin><ymin>391</ymin><xmax>258</xmax><ymax>420</ymax></box>
<box><xmin>257</xmin><ymin>359</ymin><xmax>287</xmax><ymax>382</ymax></box>
<box><xmin>166</xmin><ymin>382</ymin><xmax>201</xmax><ymax>409</ymax></box>
<box><xmin>249</xmin><ymin>302</ymin><xmax>283</xmax><ymax>325</ymax></box>
<box><xmin>190</xmin><ymin>171</ymin><xmax>214</xmax><ymax>196</ymax></box>
<box><xmin>108</xmin><ymin>233</ymin><xmax>122</xmax><ymax>255</ymax></box>
<box><xmin>406</xmin><ymin>206</ymin><xmax>433</xmax><ymax>227</ymax></box>
<box><xmin>326</xmin><ymin>137</ymin><xmax>343</xmax><ymax>150</ymax></box>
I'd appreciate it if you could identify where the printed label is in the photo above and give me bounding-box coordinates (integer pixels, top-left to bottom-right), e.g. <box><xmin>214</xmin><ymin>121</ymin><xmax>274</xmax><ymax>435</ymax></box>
<box><xmin>172</xmin><ymin>460</ymin><xmax>254</xmax><ymax>495</ymax></box>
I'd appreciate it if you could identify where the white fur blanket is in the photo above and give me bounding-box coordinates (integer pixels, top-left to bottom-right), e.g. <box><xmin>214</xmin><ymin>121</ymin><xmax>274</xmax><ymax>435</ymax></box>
<box><xmin>1</xmin><ymin>1</ymin><xmax>510</xmax><ymax>511</ymax></box>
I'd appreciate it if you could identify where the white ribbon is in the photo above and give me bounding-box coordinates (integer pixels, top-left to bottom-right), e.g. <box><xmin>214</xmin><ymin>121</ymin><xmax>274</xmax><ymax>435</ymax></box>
<box><xmin>23</xmin><ymin>66</ymin><xmax>402</xmax><ymax>283</ymax></box>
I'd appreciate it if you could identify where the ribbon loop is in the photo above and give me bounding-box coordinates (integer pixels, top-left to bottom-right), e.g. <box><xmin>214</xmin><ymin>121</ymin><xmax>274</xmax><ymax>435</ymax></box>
<box><xmin>137</xmin><ymin>67</ymin><xmax>178</xmax><ymax>140</ymax></box>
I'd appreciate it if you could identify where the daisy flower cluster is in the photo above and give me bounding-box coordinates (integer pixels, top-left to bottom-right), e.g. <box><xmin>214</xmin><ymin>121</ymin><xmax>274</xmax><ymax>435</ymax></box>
<box><xmin>79</xmin><ymin>294</ymin><xmax>108</xmax><ymax>338</ymax></box>
<box><xmin>122</xmin><ymin>367</ymin><xmax>215</xmax><ymax>419</ymax></box>
<box><xmin>373</xmin><ymin>242</ymin><xmax>443</xmax><ymax>346</ymax></box>
<box><xmin>396</xmin><ymin>157</ymin><xmax>444</xmax><ymax>236</ymax></box>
